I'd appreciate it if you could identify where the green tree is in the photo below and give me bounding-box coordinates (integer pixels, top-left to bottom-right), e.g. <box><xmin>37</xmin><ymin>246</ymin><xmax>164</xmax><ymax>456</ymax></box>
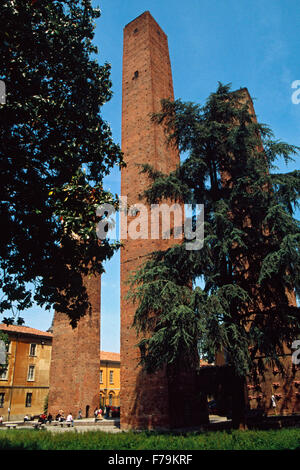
<box><xmin>129</xmin><ymin>83</ymin><xmax>300</xmax><ymax>428</ymax></box>
<box><xmin>0</xmin><ymin>0</ymin><xmax>123</xmax><ymax>325</ymax></box>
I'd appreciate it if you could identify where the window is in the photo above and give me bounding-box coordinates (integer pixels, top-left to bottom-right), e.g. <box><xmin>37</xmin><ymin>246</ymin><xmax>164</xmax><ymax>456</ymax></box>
<box><xmin>0</xmin><ymin>393</ymin><xmax>4</xmax><ymax>408</ymax></box>
<box><xmin>109</xmin><ymin>393</ymin><xmax>113</xmax><ymax>406</ymax></box>
<box><xmin>0</xmin><ymin>367</ymin><xmax>8</xmax><ymax>380</ymax></box>
<box><xmin>25</xmin><ymin>393</ymin><xmax>32</xmax><ymax>408</ymax></box>
<box><xmin>100</xmin><ymin>370</ymin><xmax>103</xmax><ymax>383</ymax></box>
<box><xmin>109</xmin><ymin>370</ymin><xmax>114</xmax><ymax>384</ymax></box>
<box><xmin>27</xmin><ymin>365</ymin><xmax>35</xmax><ymax>381</ymax></box>
<box><xmin>100</xmin><ymin>393</ymin><xmax>104</xmax><ymax>407</ymax></box>
<box><xmin>29</xmin><ymin>344</ymin><xmax>36</xmax><ymax>357</ymax></box>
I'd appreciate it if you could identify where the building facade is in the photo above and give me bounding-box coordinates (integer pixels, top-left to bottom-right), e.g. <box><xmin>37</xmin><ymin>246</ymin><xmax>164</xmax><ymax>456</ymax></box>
<box><xmin>0</xmin><ymin>323</ymin><xmax>120</xmax><ymax>420</ymax></box>
<box><xmin>0</xmin><ymin>324</ymin><xmax>52</xmax><ymax>421</ymax></box>
<box><xmin>100</xmin><ymin>351</ymin><xmax>120</xmax><ymax>408</ymax></box>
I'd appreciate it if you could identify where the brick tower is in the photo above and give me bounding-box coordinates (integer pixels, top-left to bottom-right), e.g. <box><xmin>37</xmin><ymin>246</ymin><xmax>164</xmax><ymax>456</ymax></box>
<box><xmin>48</xmin><ymin>275</ymin><xmax>100</xmax><ymax>418</ymax></box>
<box><xmin>120</xmin><ymin>11</ymin><xmax>206</xmax><ymax>430</ymax></box>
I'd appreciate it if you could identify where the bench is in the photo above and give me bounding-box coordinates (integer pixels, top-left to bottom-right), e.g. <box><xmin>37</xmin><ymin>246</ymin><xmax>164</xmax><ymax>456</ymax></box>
<box><xmin>33</xmin><ymin>423</ymin><xmax>46</xmax><ymax>429</ymax></box>
<box><xmin>5</xmin><ymin>424</ymin><xmax>17</xmax><ymax>429</ymax></box>
<box><xmin>53</xmin><ymin>421</ymin><xmax>74</xmax><ymax>427</ymax></box>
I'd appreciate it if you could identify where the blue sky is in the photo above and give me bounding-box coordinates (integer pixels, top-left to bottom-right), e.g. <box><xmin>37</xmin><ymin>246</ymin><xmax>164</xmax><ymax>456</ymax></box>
<box><xmin>19</xmin><ymin>0</ymin><xmax>300</xmax><ymax>352</ymax></box>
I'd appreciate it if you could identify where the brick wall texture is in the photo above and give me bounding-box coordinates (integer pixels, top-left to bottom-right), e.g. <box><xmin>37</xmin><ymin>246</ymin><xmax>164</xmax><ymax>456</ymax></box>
<box><xmin>48</xmin><ymin>275</ymin><xmax>100</xmax><ymax>418</ymax></box>
<box><xmin>217</xmin><ymin>88</ymin><xmax>300</xmax><ymax>417</ymax></box>
<box><xmin>247</xmin><ymin>350</ymin><xmax>300</xmax><ymax>416</ymax></box>
<box><xmin>120</xmin><ymin>11</ymin><xmax>207</xmax><ymax>430</ymax></box>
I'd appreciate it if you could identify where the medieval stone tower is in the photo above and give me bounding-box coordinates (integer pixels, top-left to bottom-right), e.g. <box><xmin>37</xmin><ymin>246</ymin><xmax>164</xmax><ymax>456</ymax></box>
<box><xmin>47</xmin><ymin>11</ymin><xmax>207</xmax><ymax>428</ymax></box>
<box><xmin>48</xmin><ymin>275</ymin><xmax>100</xmax><ymax>418</ymax></box>
<box><xmin>120</xmin><ymin>11</ymin><xmax>205</xmax><ymax>430</ymax></box>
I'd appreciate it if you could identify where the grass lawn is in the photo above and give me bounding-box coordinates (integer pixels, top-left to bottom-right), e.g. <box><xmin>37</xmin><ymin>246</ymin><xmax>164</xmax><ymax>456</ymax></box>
<box><xmin>0</xmin><ymin>427</ymin><xmax>299</xmax><ymax>450</ymax></box>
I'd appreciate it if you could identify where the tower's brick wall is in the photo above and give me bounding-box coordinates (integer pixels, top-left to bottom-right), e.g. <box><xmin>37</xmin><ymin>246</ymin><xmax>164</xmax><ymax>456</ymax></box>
<box><xmin>217</xmin><ymin>89</ymin><xmax>300</xmax><ymax>418</ymax></box>
<box><xmin>247</xmin><ymin>354</ymin><xmax>300</xmax><ymax>416</ymax></box>
<box><xmin>120</xmin><ymin>11</ymin><xmax>206</xmax><ymax>430</ymax></box>
<box><xmin>48</xmin><ymin>275</ymin><xmax>100</xmax><ymax>418</ymax></box>
<box><xmin>237</xmin><ymin>91</ymin><xmax>300</xmax><ymax>416</ymax></box>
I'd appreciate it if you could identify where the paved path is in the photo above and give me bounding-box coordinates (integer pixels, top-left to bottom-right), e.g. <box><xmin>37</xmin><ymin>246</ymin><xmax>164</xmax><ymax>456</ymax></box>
<box><xmin>0</xmin><ymin>417</ymin><xmax>121</xmax><ymax>433</ymax></box>
<box><xmin>0</xmin><ymin>416</ymin><xmax>228</xmax><ymax>434</ymax></box>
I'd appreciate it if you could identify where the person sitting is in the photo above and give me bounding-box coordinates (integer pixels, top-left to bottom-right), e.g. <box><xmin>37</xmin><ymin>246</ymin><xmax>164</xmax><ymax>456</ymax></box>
<box><xmin>66</xmin><ymin>413</ymin><xmax>74</xmax><ymax>427</ymax></box>
<box><xmin>58</xmin><ymin>413</ymin><xmax>65</xmax><ymax>426</ymax></box>
<box><xmin>36</xmin><ymin>414</ymin><xmax>46</xmax><ymax>428</ymax></box>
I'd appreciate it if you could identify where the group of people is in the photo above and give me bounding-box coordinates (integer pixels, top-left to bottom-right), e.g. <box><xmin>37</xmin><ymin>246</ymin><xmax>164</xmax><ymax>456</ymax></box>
<box><xmin>105</xmin><ymin>406</ymin><xmax>120</xmax><ymax>418</ymax></box>
<box><xmin>93</xmin><ymin>406</ymin><xmax>118</xmax><ymax>420</ymax></box>
<box><xmin>37</xmin><ymin>413</ymin><xmax>48</xmax><ymax>424</ymax></box>
<box><xmin>54</xmin><ymin>410</ymin><xmax>74</xmax><ymax>426</ymax></box>
<box><xmin>25</xmin><ymin>410</ymin><xmax>74</xmax><ymax>427</ymax></box>
<box><xmin>0</xmin><ymin>405</ymin><xmax>118</xmax><ymax>427</ymax></box>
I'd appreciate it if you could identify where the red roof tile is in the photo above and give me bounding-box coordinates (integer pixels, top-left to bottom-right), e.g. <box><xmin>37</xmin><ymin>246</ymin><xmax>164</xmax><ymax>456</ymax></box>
<box><xmin>100</xmin><ymin>351</ymin><xmax>120</xmax><ymax>362</ymax></box>
<box><xmin>0</xmin><ymin>323</ymin><xmax>53</xmax><ymax>338</ymax></box>
<box><xmin>0</xmin><ymin>324</ymin><xmax>120</xmax><ymax>362</ymax></box>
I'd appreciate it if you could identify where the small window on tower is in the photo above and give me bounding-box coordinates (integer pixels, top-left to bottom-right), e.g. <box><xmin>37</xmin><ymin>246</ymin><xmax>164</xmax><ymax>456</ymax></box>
<box><xmin>134</xmin><ymin>28</ymin><xmax>138</xmax><ymax>34</ymax></box>
<box><xmin>133</xmin><ymin>70</ymin><xmax>139</xmax><ymax>80</ymax></box>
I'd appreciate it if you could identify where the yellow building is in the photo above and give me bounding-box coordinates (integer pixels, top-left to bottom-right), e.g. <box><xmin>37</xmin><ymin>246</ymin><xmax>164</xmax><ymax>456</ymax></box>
<box><xmin>100</xmin><ymin>351</ymin><xmax>120</xmax><ymax>408</ymax></box>
<box><xmin>0</xmin><ymin>324</ymin><xmax>52</xmax><ymax>421</ymax></box>
<box><xmin>0</xmin><ymin>323</ymin><xmax>120</xmax><ymax>420</ymax></box>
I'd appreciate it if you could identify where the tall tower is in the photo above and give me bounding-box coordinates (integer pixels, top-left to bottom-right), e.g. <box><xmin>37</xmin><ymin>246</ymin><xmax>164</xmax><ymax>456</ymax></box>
<box><xmin>120</xmin><ymin>11</ymin><xmax>205</xmax><ymax>430</ymax></box>
<box><xmin>48</xmin><ymin>275</ymin><xmax>100</xmax><ymax>418</ymax></box>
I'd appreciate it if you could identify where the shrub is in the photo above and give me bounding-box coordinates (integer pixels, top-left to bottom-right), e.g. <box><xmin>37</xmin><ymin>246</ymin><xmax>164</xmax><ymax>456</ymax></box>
<box><xmin>0</xmin><ymin>427</ymin><xmax>299</xmax><ymax>450</ymax></box>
